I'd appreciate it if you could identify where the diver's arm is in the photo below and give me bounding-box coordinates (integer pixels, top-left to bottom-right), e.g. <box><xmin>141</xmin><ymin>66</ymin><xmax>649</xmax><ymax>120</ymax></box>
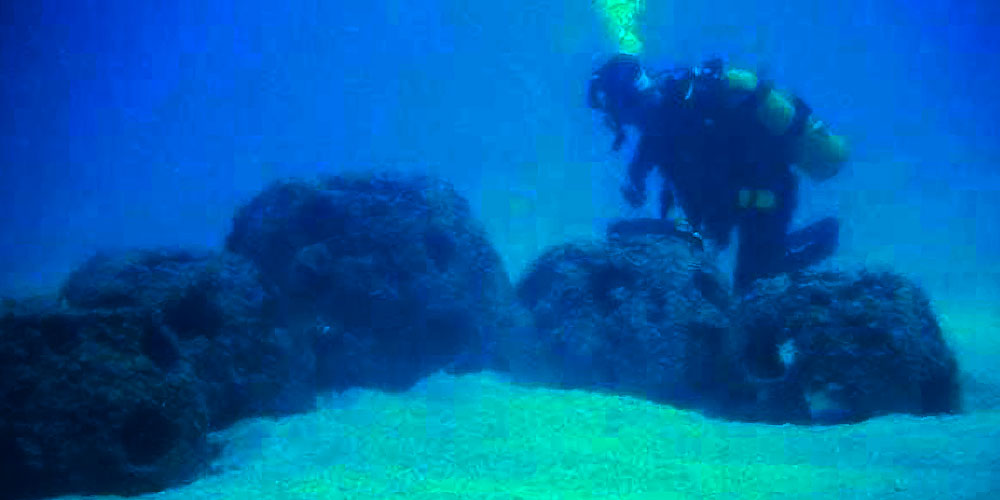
<box><xmin>659</xmin><ymin>185</ymin><xmax>675</xmax><ymax>219</ymax></box>
<box><xmin>622</xmin><ymin>136</ymin><xmax>656</xmax><ymax>208</ymax></box>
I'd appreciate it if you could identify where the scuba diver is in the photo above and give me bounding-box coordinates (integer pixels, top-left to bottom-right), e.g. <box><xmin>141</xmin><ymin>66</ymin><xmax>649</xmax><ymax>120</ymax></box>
<box><xmin>589</xmin><ymin>54</ymin><xmax>849</xmax><ymax>291</ymax></box>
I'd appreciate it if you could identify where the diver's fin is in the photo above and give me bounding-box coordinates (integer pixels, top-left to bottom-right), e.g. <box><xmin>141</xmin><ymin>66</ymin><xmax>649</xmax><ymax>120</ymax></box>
<box><xmin>608</xmin><ymin>217</ymin><xmax>675</xmax><ymax>238</ymax></box>
<box><xmin>607</xmin><ymin>218</ymin><xmax>704</xmax><ymax>251</ymax></box>
<box><xmin>783</xmin><ymin>217</ymin><xmax>839</xmax><ymax>271</ymax></box>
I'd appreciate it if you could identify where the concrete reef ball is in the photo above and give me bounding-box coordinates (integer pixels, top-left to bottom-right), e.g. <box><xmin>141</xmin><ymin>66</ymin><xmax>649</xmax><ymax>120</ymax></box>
<box><xmin>226</xmin><ymin>172</ymin><xmax>517</xmax><ymax>391</ymax></box>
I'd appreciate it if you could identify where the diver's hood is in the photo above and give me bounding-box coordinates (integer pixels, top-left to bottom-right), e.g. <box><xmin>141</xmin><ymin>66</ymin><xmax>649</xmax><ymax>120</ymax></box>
<box><xmin>588</xmin><ymin>54</ymin><xmax>647</xmax><ymax>112</ymax></box>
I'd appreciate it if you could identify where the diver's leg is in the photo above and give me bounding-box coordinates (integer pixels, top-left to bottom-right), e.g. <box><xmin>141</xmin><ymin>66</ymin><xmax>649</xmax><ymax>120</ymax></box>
<box><xmin>734</xmin><ymin>182</ymin><xmax>796</xmax><ymax>291</ymax></box>
<box><xmin>734</xmin><ymin>210</ymin><xmax>789</xmax><ymax>291</ymax></box>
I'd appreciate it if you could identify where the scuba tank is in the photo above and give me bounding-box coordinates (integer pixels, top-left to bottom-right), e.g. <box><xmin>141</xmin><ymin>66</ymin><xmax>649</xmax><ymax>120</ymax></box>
<box><xmin>723</xmin><ymin>68</ymin><xmax>849</xmax><ymax>181</ymax></box>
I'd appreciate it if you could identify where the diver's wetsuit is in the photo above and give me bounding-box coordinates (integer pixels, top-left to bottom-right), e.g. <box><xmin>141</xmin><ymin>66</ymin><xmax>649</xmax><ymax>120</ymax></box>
<box><xmin>620</xmin><ymin>61</ymin><xmax>836</xmax><ymax>290</ymax></box>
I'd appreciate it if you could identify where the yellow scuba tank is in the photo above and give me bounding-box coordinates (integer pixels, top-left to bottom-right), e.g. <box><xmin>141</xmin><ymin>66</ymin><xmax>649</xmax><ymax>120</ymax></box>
<box><xmin>795</xmin><ymin>118</ymin><xmax>849</xmax><ymax>181</ymax></box>
<box><xmin>723</xmin><ymin>68</ymin><xmax>849</xmax><ymax>182</ymax></box>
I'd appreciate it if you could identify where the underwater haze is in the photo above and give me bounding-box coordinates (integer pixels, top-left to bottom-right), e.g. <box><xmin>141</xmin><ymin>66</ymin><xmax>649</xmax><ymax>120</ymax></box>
<box><xmin>2</xmin><ymin>0</ymin><xmax>1000</xmax><ymax>498</ymax></box>
<box><xmin>2</xmin><ymin>0</ymin><xmax>1000</xmax><ymax>299</ymax></box>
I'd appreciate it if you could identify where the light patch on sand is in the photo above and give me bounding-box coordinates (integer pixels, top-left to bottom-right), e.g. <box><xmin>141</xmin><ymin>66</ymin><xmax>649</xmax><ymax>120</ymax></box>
<box><xmin>52</xmin><ymin>366</ymin><xmax>998</xmax><ymax>500</ymax></box>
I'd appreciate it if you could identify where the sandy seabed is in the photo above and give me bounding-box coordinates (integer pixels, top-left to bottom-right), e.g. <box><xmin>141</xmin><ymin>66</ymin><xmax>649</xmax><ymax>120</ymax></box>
<box><xmin>57</xmin><ymin>299</ymin><xmax>1000</xmax><ymax>500</ymax></box>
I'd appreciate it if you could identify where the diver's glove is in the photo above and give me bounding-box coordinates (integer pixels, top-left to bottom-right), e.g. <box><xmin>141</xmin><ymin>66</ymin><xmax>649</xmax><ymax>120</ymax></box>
<box><xmin>621</xmin><ymin>183</ymin><xmax>647</xmax><ymax>208</ymax></box>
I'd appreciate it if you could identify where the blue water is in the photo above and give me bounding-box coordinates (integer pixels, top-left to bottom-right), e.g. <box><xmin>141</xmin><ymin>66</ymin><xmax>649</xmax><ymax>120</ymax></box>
<box><xmin>3</xmin><ymin>1</ymin><xmax>999</xmax><ymax>301</ymax></box>
<box><xmin>3</xmin><ymin>1</ymin><xmax>1000</xmax><ymax>497</ymax></box>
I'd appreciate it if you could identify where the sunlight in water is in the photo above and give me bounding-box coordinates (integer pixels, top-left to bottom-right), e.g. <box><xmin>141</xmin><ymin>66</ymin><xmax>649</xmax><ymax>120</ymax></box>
<box><xmin>594</xmin><ymin>0</ymin><xmax>646</xmax><ymax>54</ymax></box>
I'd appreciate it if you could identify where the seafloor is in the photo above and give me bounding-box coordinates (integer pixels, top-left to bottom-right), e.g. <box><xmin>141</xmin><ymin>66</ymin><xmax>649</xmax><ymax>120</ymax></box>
<box><xmin>54</xmin><ymin>298</ymin><xmax>999</xmax><ymax>500</ymax></box>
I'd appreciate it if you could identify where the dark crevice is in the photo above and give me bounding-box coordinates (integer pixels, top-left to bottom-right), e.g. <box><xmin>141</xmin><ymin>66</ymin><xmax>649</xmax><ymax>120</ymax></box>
<box><xmin>121</xmin><ymin>407</ymin><xmax>177</xmax><ymax>466</ymax></box>
<box><xmin>163</xmin><ymin>287</ymin><xmax>224</xmax><ymax>339</ymax></box>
